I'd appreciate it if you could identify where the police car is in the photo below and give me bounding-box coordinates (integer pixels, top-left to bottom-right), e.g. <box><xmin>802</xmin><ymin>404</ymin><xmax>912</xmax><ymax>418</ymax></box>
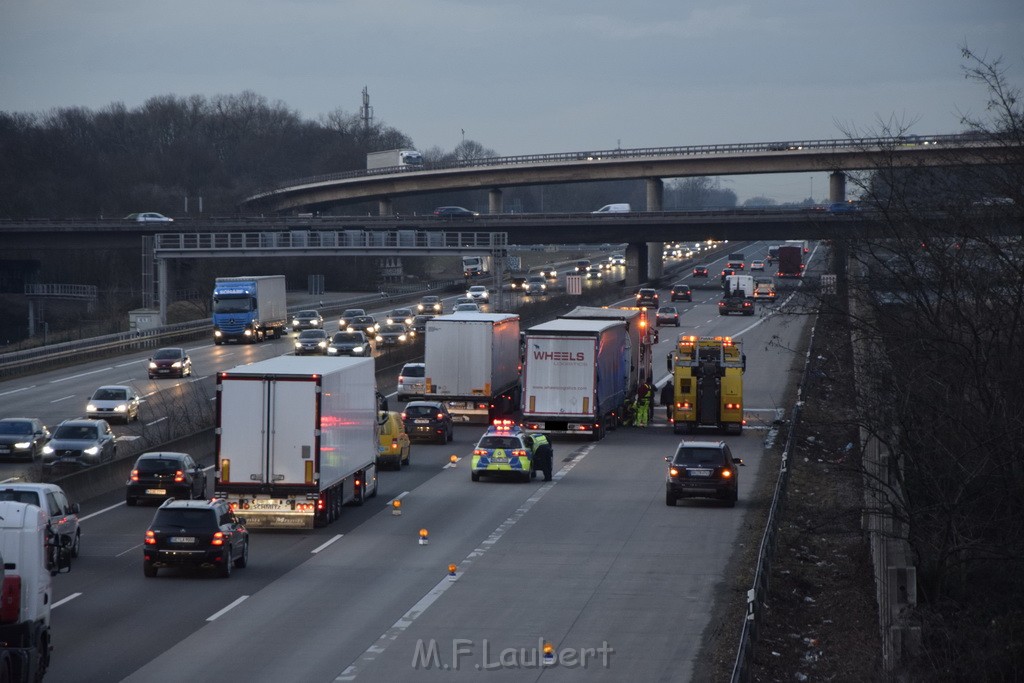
<box><xmin>470</xmin><ymin>420</ymin><xmax>535</xmax><ymax>482</ymax></box>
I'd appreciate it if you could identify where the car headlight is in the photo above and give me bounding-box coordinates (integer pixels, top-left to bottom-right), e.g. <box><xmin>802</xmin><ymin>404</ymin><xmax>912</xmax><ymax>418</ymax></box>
<box><xmin>328</xmin><ymin>347</ymin><xmax>338</xmax><ymax>355</ymax></box>
<box><xmin>398</xmin><ymin>334</ymin><xmax>407</xmax><ymax>342</ymax></box>
<box><xmin>295</xmin><ymin>342</ymin><xmax>302</xmax><ymax>348</ymax></box>
<box><xmin>243</xmin><ymin>329</ymin><xmax>252</xmax><ymax>336</ymax></box>
<box><xmin>386</xmin><ymin>318</ymin><xmax>395</xmax><ymax>324</ymax></box>
<box><xmin>353</xmin><ymin>346</ymin><xmax>365</xmax><ymax>353</ymax></box>
<box><xmin>171</xmin><ymin>361</ymin><xmax>182</xmax><ymax>368</ymax></box>
<box><xmin>339</xmin><ymin>319</ymin><xmax>347</xmax><ymax>327</ymax></box>
<box><xmin>375</xmin><ymin>335</ymin><xmax>383</xmax><ymax>342</ymax></box>
<box><xmin>84</xmin><ymin>446</ymin><xmax>100</xmax><ymax>456</ymax></box>
<box><xmin>115</xmin><ymin>404</ymin><xmax>127</xmax><ymax>413</ymax></box>
<box><xmin>292</xmin><ymin>319</ymin><xmax>300</xmax><ymax>325</ymax></box>
<box><xmin>148</xmin><ymin>361</ymin><xmax>158</xmax><ymax>369</ymax></box>
<box><xmin>318</xmin><ymin>341</ymin><xmax>327</xmax><ymax>348</ymax></box>
<box><xmin>87</xmin><ymin>403</ymin><xmax>97</xmax><ymax>412</ymax></box>
<box><xmin>43</xmin><ymin>445</ymin><xmax>55</xmax><ymax>454</ymax></box>
<box><xmin>13</xmin><ymin>441</ymin><xmax>31</xmax><ymax>450</ymax></box>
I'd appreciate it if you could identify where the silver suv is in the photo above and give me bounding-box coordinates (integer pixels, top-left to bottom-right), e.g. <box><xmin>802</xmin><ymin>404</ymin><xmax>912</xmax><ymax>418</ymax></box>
<box><xmin>397</xmin><ymin>363</ymin><xmax>426</xmax><ymax>401</ymax></box>
<box><xmin>0</xmin><ymin>483</ymin><xmax>81</xmax><ymax>562</ymax></box>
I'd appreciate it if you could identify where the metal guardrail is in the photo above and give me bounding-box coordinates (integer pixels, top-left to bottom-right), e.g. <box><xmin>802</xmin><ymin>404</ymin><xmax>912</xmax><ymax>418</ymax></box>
<box><xmin>730</xmin><ymin>316</ymin><xmax>819</xmax><ymax>682</ymax></box>
<box><xmin>0</xmin><ymin>282</ymin><xmax>465</xmax><ymax>379</ymax></box>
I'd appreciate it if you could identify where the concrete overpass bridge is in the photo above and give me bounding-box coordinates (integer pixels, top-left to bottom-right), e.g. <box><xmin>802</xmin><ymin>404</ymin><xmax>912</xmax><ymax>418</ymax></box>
<box><xmin>242</xmin><ymin>133</ymin><xmax>1019</xmax><ymax>215</ymax></box>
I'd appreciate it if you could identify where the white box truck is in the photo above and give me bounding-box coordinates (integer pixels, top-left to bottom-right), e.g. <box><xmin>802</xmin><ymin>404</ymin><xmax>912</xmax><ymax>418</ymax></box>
<box><xmin>560</xmin><ymin>306</ymin><xmax>655</xmax><ymax>400</ymax></box>
<box><xmin>214</xmin><ymin>356</ymin><xmax>380</xmax><ymax>529</ymax></box>
<box><xmin>521</xmin><ymin>319</ymin><xmax>630</xmax><ymax>440</ymax></box>
<box><xmin>0</xmin><ymin>501</ymin><xmax>61</xmax><ymax>681</ymax></box>
<box><xmin>212</xmin><ymin>275</ymin><xmax>288</xmax><ymax>344</ymax></box>
<box><xmin>366</xmin><ymin>149</ymin><xmax>423</xmax><ymax>171</ymax></box>
<box><xmin>424</xmin><ymin>313</ymin><xmax>521</xmax><ymax>423</ymax></box>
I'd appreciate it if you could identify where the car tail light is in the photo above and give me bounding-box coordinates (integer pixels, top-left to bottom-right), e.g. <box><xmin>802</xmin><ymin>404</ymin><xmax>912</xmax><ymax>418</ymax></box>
<box><xmin>437</xmin><ymin>413</ymin><xmax>445</xmax><ymax>421</ymax></box>
<box><xmin>145</xmin><ymin>530</ymin><xmax>156</xmax><ymax>545</ymax></box>
<box><xmin>400</xmin><ymin>413</ymin><xmax>408</xmax><ymax>420</ymax></box>
<box><xmin>1</xmin><ymin>576</ymin><xmax>22</xmax><ymax>624</ymax></box>
<box><xmin>174</xmin><ymin>470</ymin><xmax>185</xmax><ymax>483</ymax></box>
<box><xmin>512</xmin><ymin>449</ymin><xmax>527</xmax><ymax>457</ymax></box>
<box><xmin>669</xmin><ymin>467</ymin><xmax>680</xmax><ymax>477</ymax></box>
<box><xmin>473</xmin><ymin>449</ymin><xmax>487</xmax><ymax>456</ymax></box>
<box><xmin>721</xmin><ymin>469</ymin><xmax>733</xmax><ymax>478</ymax></box>
<box><xmin>130</xmin><ymin>469</ymin><xmax>140</xmax><ymax>482</ymax></box>
<box><xmin>211</xmin><ymin>531</ymin><xmax>225</xmax><ymax>546</ymax></box>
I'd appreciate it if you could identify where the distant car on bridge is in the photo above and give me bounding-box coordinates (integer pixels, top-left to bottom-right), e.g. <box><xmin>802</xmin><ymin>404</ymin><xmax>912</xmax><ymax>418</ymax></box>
<box><xmin>434</xmin><ymin>206</ymin><xmax>478</xmax><ymax>217</ymax></box>
<box><xmin>125</xmin><ymin>212</ymin><xmax>173</xmax><ymax>222</ymax></box>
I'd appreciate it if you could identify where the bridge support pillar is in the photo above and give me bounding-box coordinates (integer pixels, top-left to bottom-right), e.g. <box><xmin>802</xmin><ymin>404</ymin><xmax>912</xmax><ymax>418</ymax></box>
<box><xmin>625</xmin><ymin>243</ymin><xmax>647</xmax><ymax>288</ymax></box>
<box><xmin>378</xmin><ymin>198</ymin><xmax>393</xmax><ymax>216</ymax></box>
<box><xmin>157</xmin><ymin>258</ymin><xmax>169</xmax><ymax>325</ymax></box>
<box><xmin>27</xmin><ymin>300</ymin><xmax>37</xmax><ymax>338</ymax></box>
<box><xmin>829</xmin><ymin>171</ymin><xmax>846</xmax><ymax>202</ymax></box>
<box><xmin>488</xmin><ymin>188</ymin><xmax>503</xmax><ymax>214</ymax></box>
<box><xmin>645</xmin><ymin>178</ymin><xmax>664</xmax><ymax>281</ymax></box>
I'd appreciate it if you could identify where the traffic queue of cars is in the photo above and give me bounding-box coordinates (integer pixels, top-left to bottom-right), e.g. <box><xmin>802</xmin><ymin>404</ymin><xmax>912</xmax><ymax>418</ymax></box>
<box><xmin>2</xmin><ymin>244</ymin><xmax>775</xmax><ymax>584</ymax></box>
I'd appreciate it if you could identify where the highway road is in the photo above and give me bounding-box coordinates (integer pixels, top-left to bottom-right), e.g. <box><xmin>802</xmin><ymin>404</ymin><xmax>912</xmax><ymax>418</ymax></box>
<box><xmin>0</xmin><ymin>241</ymin><xmax>819</xmax><ymax>681</ymax></box>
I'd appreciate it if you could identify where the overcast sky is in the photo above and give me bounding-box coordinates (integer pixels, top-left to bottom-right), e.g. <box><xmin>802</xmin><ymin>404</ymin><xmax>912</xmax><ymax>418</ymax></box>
<box><xmin>2</xmin><ymin>1</ymin><xmax>1022</xmax><ymax>204</ymax></box>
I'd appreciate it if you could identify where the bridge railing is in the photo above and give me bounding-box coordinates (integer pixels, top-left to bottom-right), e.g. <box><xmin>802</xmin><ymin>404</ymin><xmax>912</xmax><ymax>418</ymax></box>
<box><xmin>154</xmin><ymin>230</ymin><xmax>508</xmax><ymax>252</ymax></box>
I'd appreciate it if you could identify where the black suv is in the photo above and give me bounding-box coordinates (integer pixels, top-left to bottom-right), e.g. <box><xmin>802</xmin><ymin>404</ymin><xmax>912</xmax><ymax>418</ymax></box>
<box><xmin>126</xmin><ymin>451</ymin><xmax>206</xmax><ymax>506</ymax></box>
<box><xmin>636</xmin><ymin>287</ymin><xmax>660</xmax><ymax>308</ymax></box>
<box><xmin>143</xmin><ymin>498</ymin><xmax>248</xmax><ymax>578</ymax></box>
<box><xmin>665</xmin><ymin>440</ymin><xmax>743</xmax><ymax>507</ymax></box>
<box><xmin>670</xmin><ymin>283</ymin><xmax>692</xmax><ymax>302</ymax></box>
<box><xmin>401</xmin><ymin>401</ymin><xmax>454</xmax><ymax>444</ymax></box>
<box><xmin>41</xmin><ymin>419</ymin><xmax>116</xmax><ymax>467</ymax></box>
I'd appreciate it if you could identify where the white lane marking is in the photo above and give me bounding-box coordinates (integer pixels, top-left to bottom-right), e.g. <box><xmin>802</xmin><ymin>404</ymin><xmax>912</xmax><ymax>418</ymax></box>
<box><xmin>311</xmin><ymin>534</ymin><xmax>344</xmax><ymax>554</ymax></box>
<box><xmin>443</xmin><ymin>457</ymin><xmax>460</xmax><ymax>469</ymax></box>
<box><xmin>386</xmin><ymin>491</ymin><xmax>409</xmax><ymax>508</ymax></box>
<box><xmin>80</xmin><ymin>501</ymin><xmax>126</xmax><ymax>521</ymax></box>
<box><xmin>51</xmin><ymin>395</ymin><xmax>76</xmax><ymax>403</ymax></box>
<box><xmin>52</xmin><ymin>593</ymin><xmax>82</xmax><ymax>609</ymax></box>
<box><xmin>115</xmin><ymin>360</ymin><xmax>143</xmax><ymax>368</ymax></box>
<box><xmin>1</xmin><ymin>476</ymin><xmax>23</xmax><ymax>484</ymax></box>
<box><xmin>335</xmin><ymin>444</ymin><xmax>594</xmax><ymax>681</ymax></box>
<box><xmin>49</xmin><ymin>367</ymin><xmax>114</xmax><ymax>383</ymax></box>
<box><xmin>146</xmin><ymin>417</ymin><xmax>167</xmax><ymax>427</ymax></box>
<box><xmin>0</xmin><ymin>385</ymin><xmax>36</xmax><ymax>397</ymax></box>
<box><xmin>117</xmin><ymin>544</ymin><xmax>142</xmax><ymax>557</ymax></box>
<box><xmin>206</xmin><ymin>595</ymin><xmax>249</xmax><ymax>622</ymax></box>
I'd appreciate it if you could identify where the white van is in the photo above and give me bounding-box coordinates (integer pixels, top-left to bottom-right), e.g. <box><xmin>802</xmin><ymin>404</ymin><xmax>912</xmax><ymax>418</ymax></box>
<box><xmin>592</xmin><ymin>203</ymin><xmax>631</xmax><ymax>213</ymax></box>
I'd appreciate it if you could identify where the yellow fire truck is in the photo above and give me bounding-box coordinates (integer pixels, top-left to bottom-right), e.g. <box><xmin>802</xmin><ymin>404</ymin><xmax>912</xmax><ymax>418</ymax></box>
<box><xmin>666</xmin><ymin>335</ymin><xmax>746</xmax><ymax>435</ymax></box>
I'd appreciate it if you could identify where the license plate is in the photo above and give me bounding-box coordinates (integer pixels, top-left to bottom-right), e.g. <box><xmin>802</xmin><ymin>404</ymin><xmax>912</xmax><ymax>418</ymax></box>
<box><xmin>690</xmin><ymin>469</ymin><xmax>712</xmax><ymax>477</ymax></box>
<box><xmin>415</xmin><ymin>426</ymin><xmax>431</xmax><ymax>432</ymax></box>
<box><xmin>414</xmin><ymin>419</ymin><xmax>430</xmax><ymax>424</ymax></box>
<box><xmin>490</xmin><ymin>456</ymin><xmax>508</xmax><ymax>463</ymax></box>
<box><xmin>145</xmin><ymin>488</ymin><xmax>167</xmax><ymax>495</ymax></box>
<box><xmin>169</xmin><ymin>536</ymin><xmax>196</xmax><ymax>543</ymax></box>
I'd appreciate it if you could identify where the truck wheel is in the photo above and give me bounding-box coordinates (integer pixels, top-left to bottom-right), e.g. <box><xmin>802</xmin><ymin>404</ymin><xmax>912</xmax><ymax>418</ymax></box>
<box><xmin>143</xmin><ymin>562</ymin><xmax>157</xmax><ymax>578</ymax></box>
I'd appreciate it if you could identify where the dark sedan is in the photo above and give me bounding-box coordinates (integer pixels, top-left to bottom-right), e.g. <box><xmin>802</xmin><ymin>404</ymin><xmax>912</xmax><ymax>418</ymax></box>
<box><xmin>0</xmin><ymin>418</ymin><xmax>50</xmax><ymax>461</ymax></box>
<box><xmin>148</xmin><ymin>347</ymin><xmax>192</xmax><ymax>379</ymax></box>
<box><xmin>126</xmin><ymin>451</ymin><xmax>206</xmax><ymax>506</ymax></box>
<box><xmin>433</xmin><ymin>206</ymin><xmax>478</xmax><ymax>217</ymax></box>
<box><xmin>294</xmin><ymin>329</ymin><xmax>330</xmax><ymax>355</ymax></box>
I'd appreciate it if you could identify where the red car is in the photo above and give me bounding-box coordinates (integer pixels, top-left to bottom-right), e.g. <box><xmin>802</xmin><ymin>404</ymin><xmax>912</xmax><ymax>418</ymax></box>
<box><xmin>692</xmin><ymin>265</ymin><xmax>709</xmax><ymax>277</ymax></box>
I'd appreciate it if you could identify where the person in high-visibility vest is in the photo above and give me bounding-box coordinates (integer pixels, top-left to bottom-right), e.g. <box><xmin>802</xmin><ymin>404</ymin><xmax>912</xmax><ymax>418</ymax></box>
<box><xmin>529</xmin><ymin>433</ymin><xmax>554</xmax><ymax>481</ymax></box>
<box><xmin>635</xmin><ymin>381</ymin><xmax>652</xmax><ymax>427</ymax></box>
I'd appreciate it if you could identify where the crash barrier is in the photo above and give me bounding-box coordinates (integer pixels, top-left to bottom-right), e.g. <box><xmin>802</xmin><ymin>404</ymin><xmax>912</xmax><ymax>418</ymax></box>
<box><xmin>849</xmin><ymin>276</ymin><xmax>920</xmax><ymax>670</ymax></box>
<box><xmin>0</xmin><ymin>281</ymin><xmax>463</xmax><ymax>380</ymax></box>
<box><xmin>729</xmin><ymin>318</ymin><xmax>817</xmax><ymax>681</ymax></box>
